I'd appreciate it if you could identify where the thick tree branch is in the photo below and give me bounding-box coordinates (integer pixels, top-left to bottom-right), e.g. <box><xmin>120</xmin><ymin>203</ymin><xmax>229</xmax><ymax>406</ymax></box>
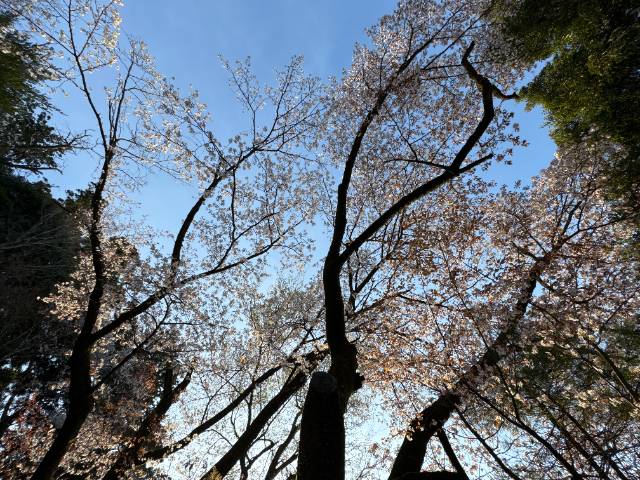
<box><xmin>388</xmin><ymin>251</ymin><xmax>551</xmax><ymax>479</ymax></box>
<box><xmin>145</xmin><ymin>348</ymin><xmax>324</xmax><ymax>464</ymax></box>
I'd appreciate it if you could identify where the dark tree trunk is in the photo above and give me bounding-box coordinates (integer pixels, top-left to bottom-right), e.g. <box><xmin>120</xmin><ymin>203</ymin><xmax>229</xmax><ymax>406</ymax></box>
<box><xmin>297</xmin><ymin>41</ymin><xmax>513</xmax><ymax>480</ymax></box>
<box><xmin>31</xmin><ymin>148</ymin><xmax>114</xmax><ymax>480</ymax></box>
<box><xmin>388</xmin><ymin>394</ymin><xmax>459</xmax><ymax>480</ymax></box>
<box><xmin>30</xmin><ymin>339</ymin><xmax>94</xmax><ymax>480</ymax></box>
<box><xmin>297</xmin><ymin>372</ymin><xmax>345</xmax><ymax>480</ymax></box>
<box><xmin>389</xmin><ymin>254</ymin><xmax>549</xmax><ymax>479</ymax></box>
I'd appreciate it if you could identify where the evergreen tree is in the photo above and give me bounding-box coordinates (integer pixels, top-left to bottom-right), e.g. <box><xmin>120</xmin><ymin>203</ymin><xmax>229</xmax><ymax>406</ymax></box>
<box><xmin>497</xmin><ymin>0</ymin><xmax>640</xmax><ymax>208</ymax></box>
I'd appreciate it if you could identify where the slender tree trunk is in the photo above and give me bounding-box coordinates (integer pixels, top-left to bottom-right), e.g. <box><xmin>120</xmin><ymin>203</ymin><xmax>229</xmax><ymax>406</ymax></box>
<box><xmin>538</xmin><ymin>403</ymin><xmax>610</xmax><ymax>479</ymax></box>
<box><xmin>297</xmin><ymin>41</ymin><xmax>516</xmax><ymax>480</ymax></box>
<box><xmin>30</xmin><ymin>338</ymin><xmax>94</xmax><ymax>480</ymax></box>
<box><xmin>546</xmin><ymin>396</ymin><xmax>629</xmax><ymax>480</ymax></box>
<box><xmin>31</xmin><ymin>143</ymin><xmax>113</xmax><ymax>480</ymax></box>
<box><xmin>471</xmin><ymin>388</ymin><xmax>584</xmax><ymax>479</ymax></box>
<box><xmin>436</xmin><ymin>429</ymin><xmax>469</xmax><ymax>479</ymax></box>
<box><xmin>455</xmin><ymin>407</ymin><xmax>523</xmax><ymax>480</ymax></box>
<box><xmin>200</xmin><ymin>370</ymin><xmax>307</xmax><ymax>480</ymax></box>
<box><xmin>264</xmin><ymin>411</ymin><xmax>300</xmax><ymax>480</ymax></box>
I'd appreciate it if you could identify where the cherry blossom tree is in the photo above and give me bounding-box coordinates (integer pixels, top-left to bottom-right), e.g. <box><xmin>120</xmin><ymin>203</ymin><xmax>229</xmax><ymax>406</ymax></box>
<box><xmin>367</xmin><ymin>141</ymin><xmax>639</xmax><ymax>479</ymax></box>
<box><xmin>0</xmin><ymin>1</ymin><xmax>321</xmax><ymax>478</ymax></box>
<box><xmin>296</xmin><ymin>1</ymin><xmax>523</xmax><ymax>477</ymax></box>
<box><xmin>1</xmin><ymin>1</ymin><xmax>638</xmax><ymax>479</ymax></box>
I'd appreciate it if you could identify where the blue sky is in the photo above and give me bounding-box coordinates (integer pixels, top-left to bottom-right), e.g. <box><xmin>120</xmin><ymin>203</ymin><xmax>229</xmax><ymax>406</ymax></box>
<box><xmin>47</xmin><ymin>0</ymin><xmax>556</xmax><ymax>237</ymax></box>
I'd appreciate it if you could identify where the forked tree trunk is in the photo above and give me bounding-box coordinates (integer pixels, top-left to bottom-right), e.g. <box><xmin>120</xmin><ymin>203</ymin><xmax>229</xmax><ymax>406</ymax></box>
<box><xmin>389</xmin><ymin>394</ymin><xmax>460</xmax><ymax>479</ymax></box>
<box><xmin>297</xmin><ymin>38</ymin><xmax>516</xmax><ymax>480</ymax></box>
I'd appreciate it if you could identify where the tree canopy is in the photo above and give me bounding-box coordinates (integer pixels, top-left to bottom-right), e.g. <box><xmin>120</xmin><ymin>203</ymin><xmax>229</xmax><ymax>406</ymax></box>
<box><xmin>0</xmin><ymin>1</ymin><xmax>638</xmax><ymax>480</ymax></box>
<box><xmin>497</xmin><ymin>0</ymin><xmax>640</xmax><ymax>208</ymax></box>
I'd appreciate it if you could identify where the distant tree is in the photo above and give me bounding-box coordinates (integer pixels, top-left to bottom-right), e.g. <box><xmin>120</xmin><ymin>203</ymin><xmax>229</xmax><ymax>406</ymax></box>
<box><xmin>0</xmin><ymin>174</ymin><xmax>81</xmax><ymax>384</ymax></box>
<box><xmin>496</xmin><ymin>0</ymin><xmax>640</xmax><ymax>208</ymax></box>
<box><xmin>0</xmin><ymin>107</ymin><xmax>80</xmax><ymax>174</ymax></box>
<box><xmin>0</xmin><ymin>6</ymin><xmax>81</xmax><ymax>443</ymax></box>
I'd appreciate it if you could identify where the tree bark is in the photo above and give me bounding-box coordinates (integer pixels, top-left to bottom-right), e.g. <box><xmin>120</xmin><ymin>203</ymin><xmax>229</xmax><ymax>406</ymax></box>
<box><xmin>30</xmin><ymin>143</ymin><xmax>115</xmax><ymax>480</ymax></box>
<box><xmin>30</xmin><ymin>336</ymin><xmax>94</xmax><ymax>480</ymax></box>
<box><xmin>389</xmin><ymin>394</ymin><xmax>460</xmax><ymax>479</ymax></box>
<box><xmin>297</xmin><ymin>372</ymin><xmax>345</xmax><ymax>480</ymax></box>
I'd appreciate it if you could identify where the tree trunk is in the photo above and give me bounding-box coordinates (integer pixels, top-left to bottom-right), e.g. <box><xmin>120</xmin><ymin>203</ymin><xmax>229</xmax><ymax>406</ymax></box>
<box><xmin>389</xmin><ymin>394</ymin><xmax>459</xmax><ymax>479</ymax></box>
<box><xmin>297</xmin><ymin>372</ymin><xmax>345</xmax><ymax>480</ymax></box>
<box><xmin>30</xmin><ymin>339</ymin><xmax>93</xmax><ymax>480</ymax></box>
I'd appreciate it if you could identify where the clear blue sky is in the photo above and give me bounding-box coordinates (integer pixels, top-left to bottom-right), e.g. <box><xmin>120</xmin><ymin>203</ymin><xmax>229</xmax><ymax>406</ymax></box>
<box><xmin>47</xmin><ymin>0</ymin><xmax>556</xmax><ymax>236</ymax></box>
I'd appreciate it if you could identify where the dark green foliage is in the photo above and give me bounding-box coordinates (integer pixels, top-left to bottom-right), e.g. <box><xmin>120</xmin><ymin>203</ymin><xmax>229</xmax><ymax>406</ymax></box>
<box><xmin>0</xmin><ymin>12</ymin><xmax>50</xmax><ymax>114</ymax></box>
<box><xmin>0</xmin><ymin>12</ymin><xmax>80</xmax><ymax>175</ymax></box>
<box><xmin>0</xmin><ymin>107</ymin><xmax>73</xmax><ymax>174</ymax></box>
<box><xmin>0</xmin><ymin>6</ymin><xmax>80</xmax><ymax>370</ymax></box>
<box><xmin>498</xmin><ymin>0</ymin><xmax>640</xmax><ymax>206</ymax></box>
<box><xmin>0</xmin><ymin>171</ymin><xmax>82</xmax><ymax>379</ymax></box>
<box><xmin>0</xmin><ymin>6</ymin><xmax>82</xmax><ymax>427</ymax></box>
